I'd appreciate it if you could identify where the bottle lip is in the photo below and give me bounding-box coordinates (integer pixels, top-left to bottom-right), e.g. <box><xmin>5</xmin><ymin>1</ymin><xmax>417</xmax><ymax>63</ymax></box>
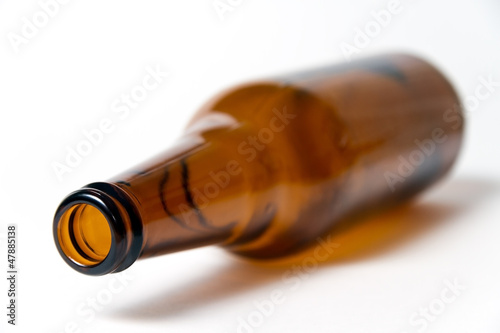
<box><xmin>53</xmin><ymin>183</ymin><xmax>143</xmax><ymax>276</ymax></box>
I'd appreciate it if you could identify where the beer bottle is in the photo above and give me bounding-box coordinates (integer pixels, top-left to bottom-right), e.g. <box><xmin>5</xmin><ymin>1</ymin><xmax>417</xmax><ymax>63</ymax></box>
<box><xmin>53</xmin><ymin>54</ymin><xmax>464</xmax><ymax>275</ymax></box>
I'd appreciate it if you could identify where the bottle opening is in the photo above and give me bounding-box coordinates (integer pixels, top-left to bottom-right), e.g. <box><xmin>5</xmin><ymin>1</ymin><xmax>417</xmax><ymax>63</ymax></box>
<box><xmin>57</xmin><ymin>203</ymin><xmax>112</xmax><ymax>266</ymax></box>
<box><xmin>54</xmin><ymin>183</ymin><xmax>144</xmax><ymax>275</ymax></box>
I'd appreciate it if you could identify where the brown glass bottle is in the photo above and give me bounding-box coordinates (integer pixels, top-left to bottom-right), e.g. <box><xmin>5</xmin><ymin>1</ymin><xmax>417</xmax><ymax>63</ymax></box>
<box><xmin>53</xmin><ymin>54</ymin><xmax>464</xmax><ymax>275</ymax></box>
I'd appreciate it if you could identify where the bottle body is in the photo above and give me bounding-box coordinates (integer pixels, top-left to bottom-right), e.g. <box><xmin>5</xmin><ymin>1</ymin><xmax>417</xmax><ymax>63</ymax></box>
<box><xmin>53</xmin><ymin>54</ymin><xmax>463</xmax><ymax>275</ymax></box>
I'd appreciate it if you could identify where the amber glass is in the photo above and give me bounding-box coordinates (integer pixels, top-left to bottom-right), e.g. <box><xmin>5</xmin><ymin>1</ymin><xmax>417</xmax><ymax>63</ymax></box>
<box><xmin>53</xmin><ymin>54</ymin><xmax>464</xmax><ymax>275</ymax></box>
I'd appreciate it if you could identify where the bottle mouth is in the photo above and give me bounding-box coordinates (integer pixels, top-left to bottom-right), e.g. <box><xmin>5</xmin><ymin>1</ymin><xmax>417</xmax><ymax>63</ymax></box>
<box><xmin>53</xmin><ymin>183</ymin><xmax>143</xmax><ymax>275</ymax></box>
<box><xmin>57</xmin><ymin>203</ymin><xmax>112</xmax><ymax>266</ymax></box>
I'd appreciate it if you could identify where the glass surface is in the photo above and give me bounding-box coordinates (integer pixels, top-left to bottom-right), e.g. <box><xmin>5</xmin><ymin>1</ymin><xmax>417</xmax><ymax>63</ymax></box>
<box><xmin>54</xmin><ymin>54</ymin><xmax>464</xmax><ymax>274</ymax></box>
<box><xmin>57</xmin><ymin>204</ymin><xmax>112</xmax><ymax>266</ymax></box>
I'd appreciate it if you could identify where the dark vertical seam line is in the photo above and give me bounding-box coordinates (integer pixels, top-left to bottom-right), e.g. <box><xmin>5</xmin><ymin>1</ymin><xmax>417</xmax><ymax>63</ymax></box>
<box><xmin>159</xmin><ymin>165</ymin><xmax>201</xmax><ymax>233</ymax></box>
<box><xmin>180</xmin><ymin>158</ymin><xmax>221</xmax><ymax>230</ymax></box>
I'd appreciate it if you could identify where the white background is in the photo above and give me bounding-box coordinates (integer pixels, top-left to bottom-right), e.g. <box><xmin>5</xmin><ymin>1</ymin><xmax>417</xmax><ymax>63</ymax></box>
<box><xmin>1</xmin><ymin>0</ymin><xmax>500</xmax><ymax>332</ymax></box>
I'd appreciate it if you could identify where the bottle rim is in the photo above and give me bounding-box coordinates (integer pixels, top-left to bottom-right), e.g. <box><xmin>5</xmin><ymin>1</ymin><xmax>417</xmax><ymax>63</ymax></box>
<box><xmin>53</xmin><ymin>183</ymin><xmax>143</xmax><ymax>275</ymax></box>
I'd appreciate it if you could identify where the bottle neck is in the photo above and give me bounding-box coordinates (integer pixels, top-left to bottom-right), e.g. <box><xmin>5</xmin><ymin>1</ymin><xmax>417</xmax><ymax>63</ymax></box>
<box><xmin>115</xmin><ymin>134</ymin><xmax>252</xmax><ymax>255</ymax></box>
<box><xmin>54</xmin><ymin>115</ymin><xmax>270</xmax><ymax>275</ymax></box>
